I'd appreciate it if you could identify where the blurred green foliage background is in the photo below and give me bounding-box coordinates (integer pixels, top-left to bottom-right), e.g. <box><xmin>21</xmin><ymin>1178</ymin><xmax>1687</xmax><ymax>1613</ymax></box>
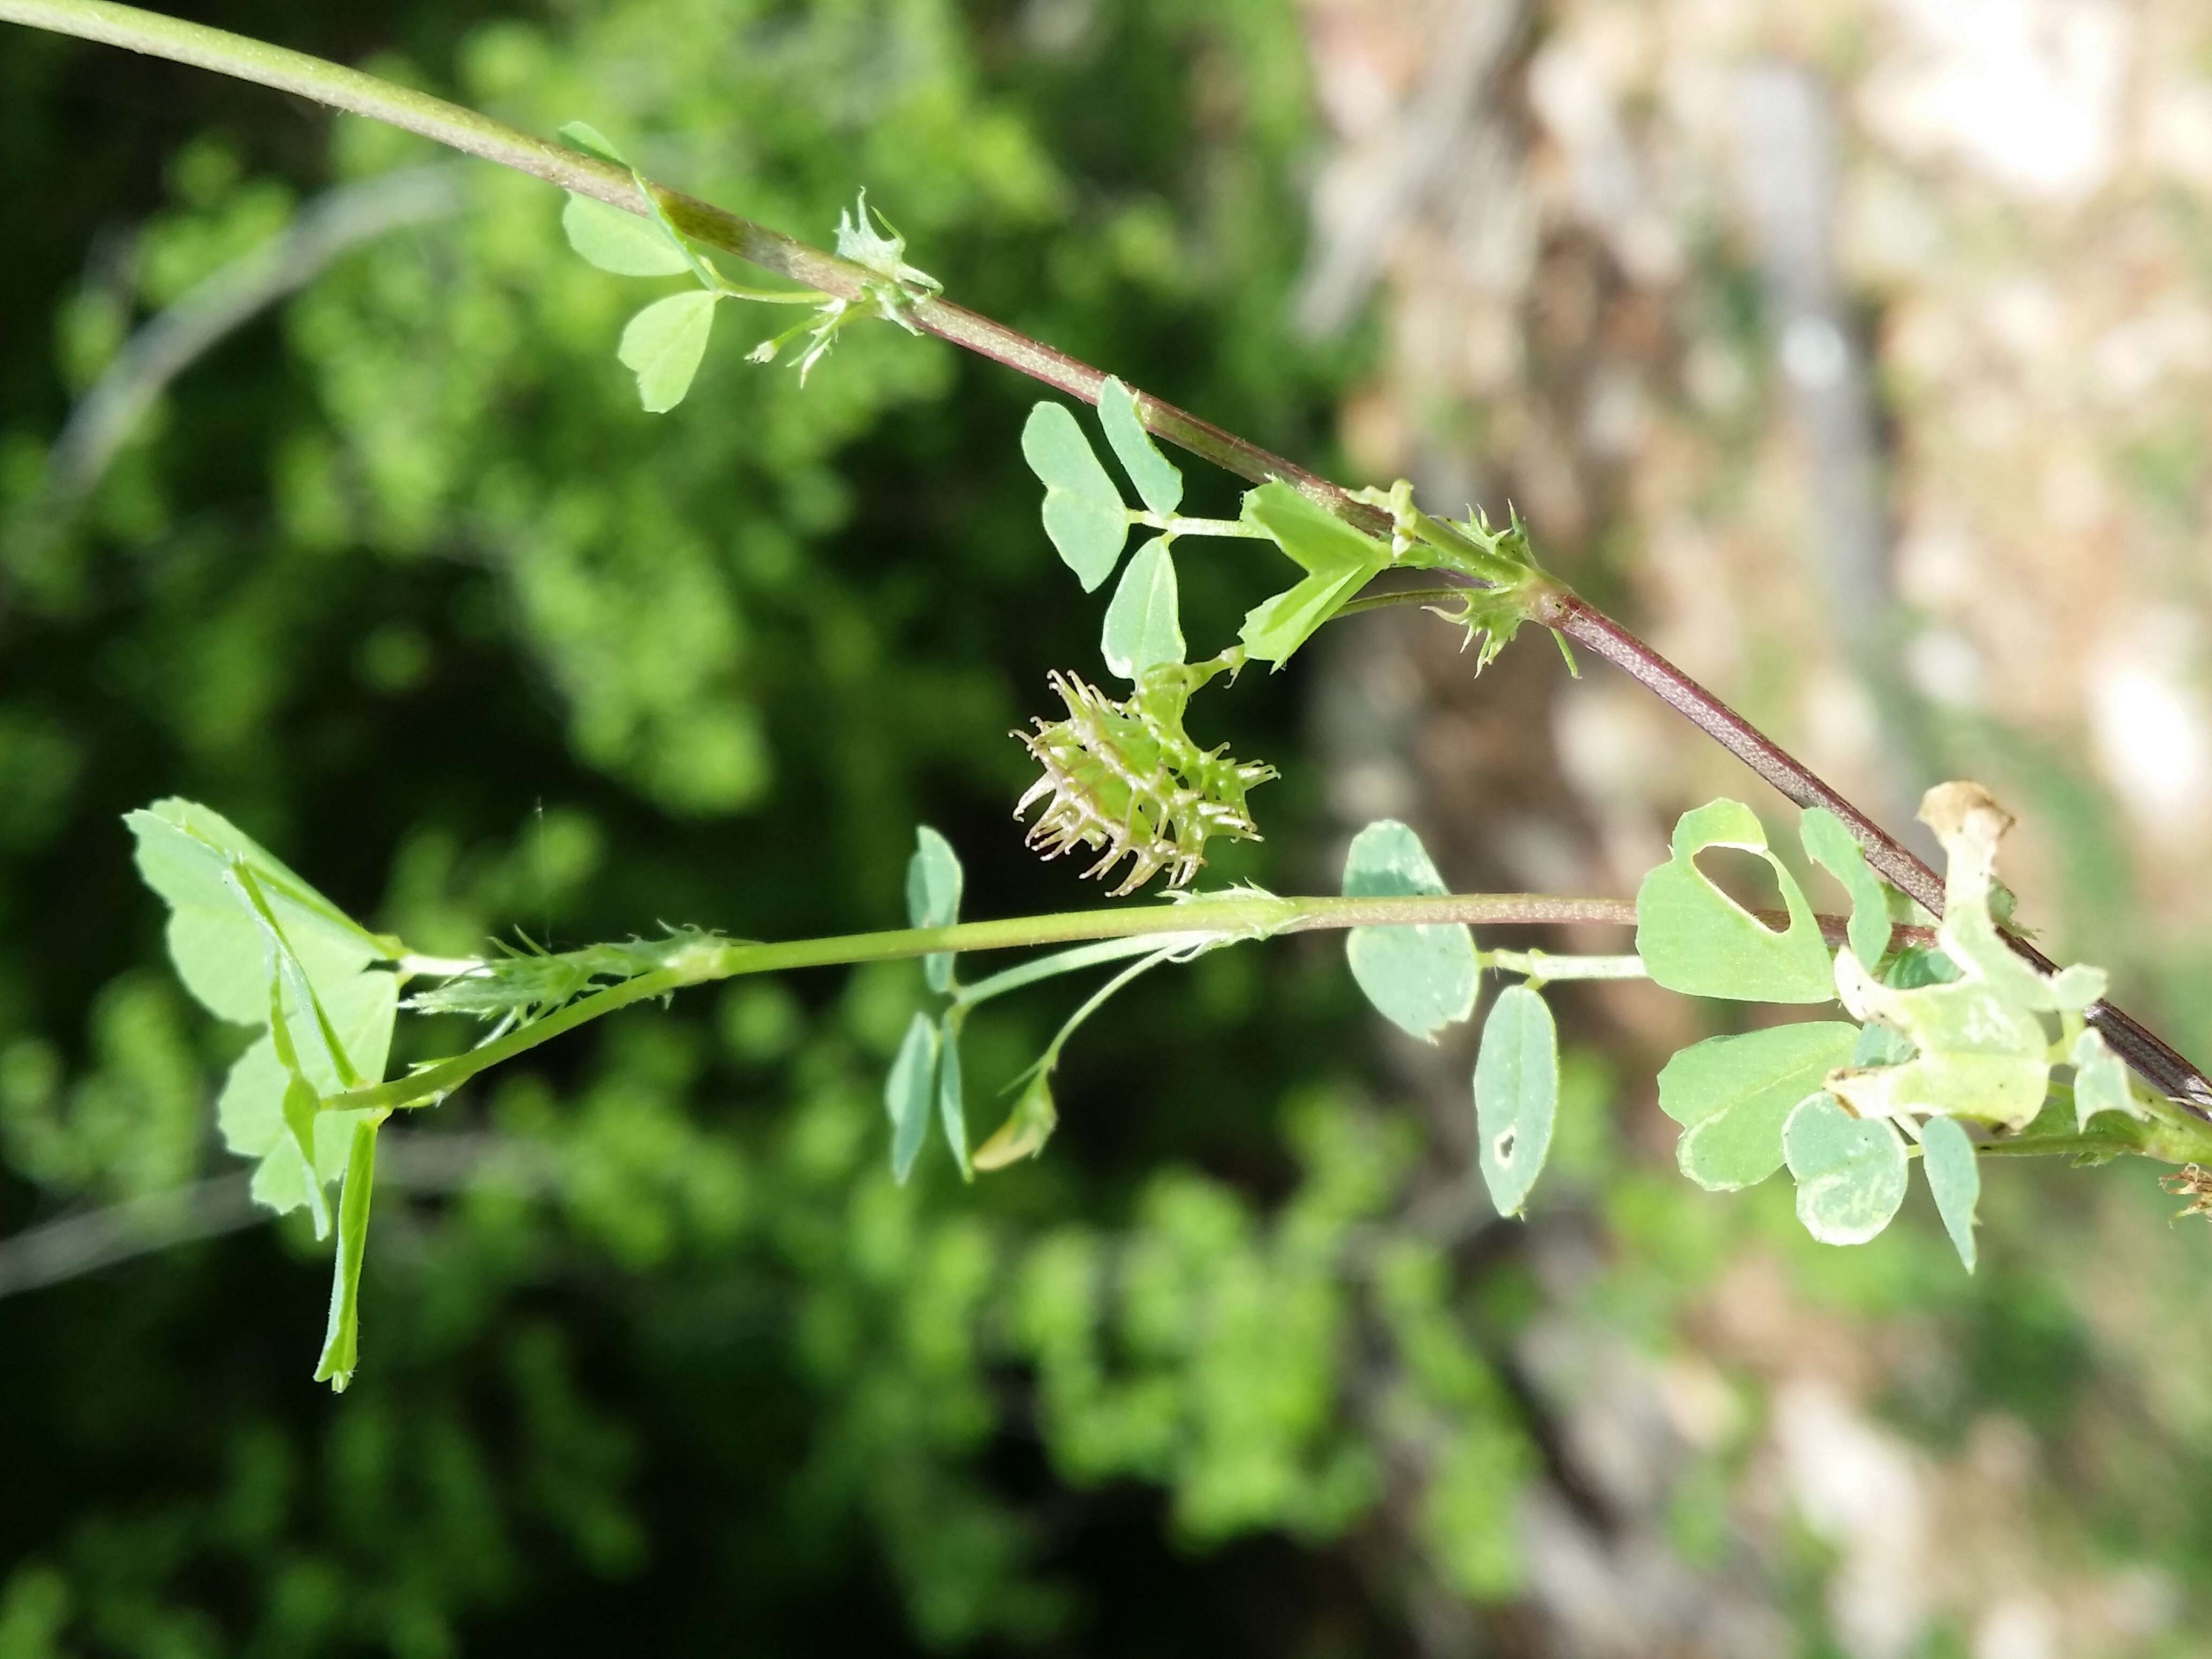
<box><xmin>10</xmin><ymin>2</ymin><xmax>2212</xmax><ymax>1656</ymax></box>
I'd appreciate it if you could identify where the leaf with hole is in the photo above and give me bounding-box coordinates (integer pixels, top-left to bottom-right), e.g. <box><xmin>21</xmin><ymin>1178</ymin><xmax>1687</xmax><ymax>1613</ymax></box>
<box><xmin>1342</xmin><ymin>820</ymin><xmax>1477</xmax><ymax>1042</ymax></box>
<box><xmin>1919</xmin><ymin>1114</ymin><xmax>1979</xmax><ymax>1271</ymax></box>
<box><xmin>906</xmin><ymin>826</ymin><xmax>963</xmax><ymax>993</ymax></box>
<box><xmin>1473</xmin><ymin>984</ymin><xmax>1557</xmax><ymax>1217</ymax></box>
<box><xmin>1021</xmin><ymin>402</ymin><xmax>1129</xmax><ymax>591</ymax></box>
<box><xmin>1101</xmin><ymin>537</ymin><xmax>1185</xmax><ymax>680</ymax></box>
<box><xmin>619</xmin><ymin>290</ymin><xmax>718</xmax><ymax>413</ymax></box>
<box><xmin>1237</xmin><ymin>483</ymin><xmax>1389</xmax><ymax>667</ymax></box>
<box><xmin>1635</xmin><ymin>799</ymin><xmax>1834</xmax><ymax>1003</ymax></box>
<box><xmin>1657</xmin><ymin>1021</ymin><xmax>1860</xmax><ymax>1190</ymax></box>
<box><xmin>885</xmin><ymin>1012</ymin><xmax>938</xmax><ymax>1184</ymax></box>
<box><xmin>563</xmin><ymin>193</ymin><xmax>693</xmax><ymax>276</ymax></box>
<box><xmin>1097</xmin><ymin>377</ymin><xmax>1183</xmax><ymax>516</ymax></box>
<box><xmin>1782</xmin><ymin>1093</ymin><xmax>1908</xmax><ymax>1245</ymax></box>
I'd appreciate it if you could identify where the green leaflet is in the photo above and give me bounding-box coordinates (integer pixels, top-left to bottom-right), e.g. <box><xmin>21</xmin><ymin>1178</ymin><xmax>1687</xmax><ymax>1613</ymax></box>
<box><xmin>2070</xmin><ymin>1028</ymin><xmax>2144</xmax><ymax>1133</ymax></box>
<box><xmin>312</xmin><ymin>1116</ymin><xmax>380</xmax><ymax>1393</ymax></box>
<box><xmin>938</xmin><ymin>1022</ymin><xmax>970</xmax><ymax>1182</ymax></box>
<box><xmin>1237</xmin><ymin>482</ymin><xmax>1390</xmax><ymax>667</ymax></box>
<box><xmin>619</xmin><ymin>290</ymin><xmax>718</xmax><ymax>413</ymax></box>
<box><xmin>906</xmin><ymin>826</ymin><xmax>963</xmax><ymax>994</ymax></box>
<box><xmin>1799</xmin><ymin>808</ymin><xmax>1892</xmax><ymax>970</ymax></box>
<box><xmin>1657</xmin><ymin>1021</ymin><xmax>1860</xmax><ymax>1190</ymax></box>
<box><xmin>1635</xmin><ymin>799</ymin><xmax>1834</xmax><ymax>1003</ymax></box>
<box><xmin>885</xmin><ymin>1013</ymin><xmax>938</xmax><ymax>1184</ymax></box>
<box><xmin>1100</xmin><ymin>537</ymin><xmax>1186</xmax><ymax>680</ymax></box>
<box><xmin>125</xmin><ymin>801</ymin><xmax>395</xmax><ymax>1221</ymax></box>
<box><xmin>1919</xmin><ymin>1114</ymin><xmax>1979</xmax><ymax>1272</ymax></box>
<box><xmin>1021</xmin><ymin>402</ymin><xmax>1130</xmax><ymax>591</ymax></box>
<box><xmin>1096</xmin><ymin>377</ymin><xmax>1183</xmax><ymax>517</ymax></box>
<box><xmin>562</xmin><ymin>193</ymin><xmax>692</xmax><ymax>276</ymax></box>
<box><xmin>973</xmin><ymin>1073</ymin><xmax>1057</xmax><ymax>1171</ymax></box>
<box><xmin>1341</xmin><ymin>820</ymin><xmax>1478</xmax><ymax>1043</ymax></box>
<box><xmin>556</xmin><ymin>121</ymin><xmax>629</xmax><ymax>164</ymax></box>
<box><xmin>1473</xmin><ymin>984</ymin><xmax>1557</xmax><ymax>1217</ymax></box>
<box><xmin>1782</xmin><ymin>1094</ymin><xmax>1908</xmax><ymax>1246</ymax></box>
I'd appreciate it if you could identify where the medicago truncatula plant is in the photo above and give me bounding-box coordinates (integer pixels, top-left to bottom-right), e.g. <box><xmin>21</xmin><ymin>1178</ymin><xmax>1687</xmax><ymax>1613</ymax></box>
<box><xmin>16</xmin><ymin>0</ymin><xmax>2212</xmax><ymax>1388</ymax></box>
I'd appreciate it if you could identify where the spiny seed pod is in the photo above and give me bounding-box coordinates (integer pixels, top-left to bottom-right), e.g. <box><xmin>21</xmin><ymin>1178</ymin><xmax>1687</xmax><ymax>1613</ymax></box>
<box><xmin>1014</xmin><ymin>671</ymin><xmax>1275</xmax><ymax>896</ymax></box>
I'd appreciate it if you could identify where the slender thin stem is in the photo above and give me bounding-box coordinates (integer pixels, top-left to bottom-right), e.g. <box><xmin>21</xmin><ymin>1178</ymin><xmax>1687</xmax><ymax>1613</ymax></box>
<box><xmin>1485</xmin><ymin>950</ymin><xmax>1645</xmax><ymax>982</ymax></box>
<box><xmin>10</xmin><ymin>0</ymin><xmax>2208</xmax><ymax>1115</ymax></box>
<box><xmin>1136</xmin><ymin>512</ymin><xmax>1271</xmax><ymax>541</ymax></box>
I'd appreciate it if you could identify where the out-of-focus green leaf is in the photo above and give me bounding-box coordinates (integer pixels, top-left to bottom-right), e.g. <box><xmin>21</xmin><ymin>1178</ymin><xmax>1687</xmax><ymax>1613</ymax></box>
<box><xmin>1341</xmin><ymin>820</ymin><xmax>1476</xmax><ymax>1043</ymax></box>
<box><xmin>1097</xmin><ymin>377</ymin><xmax>1183</xmax><ymax>517</ymax></box>
<box><xmin>562</xmin><ymin>193</ymin><xmax>693</xmax><ymax>276</ymax></box>
<box><xmin>1919</xmin><ymin>1114</ymin><xmax>1980</xmax><ymax>1271</ymax></box>
<box><xmin>557</xmin><ymin>120</ymin><xmax>629</xmax><ymax>164</ymax></box>
<box><xmin>885</xmin><ymin>1012</ymin><xmax>938</xmax><ymax>1184</ymax></box>
<box><xmin>1782</xmin><ymin>1094</ymin><xmax>1908</xmax><ymax>1245</ymax></box>
<box><xmin>1101</xmin><ymin>537</ymin><xmax>1185</xmax><ymax>679</ymax></box>
<box><xmin>618</xmin><ymin>290</ymin><xmax>718</xmax><ymax>413</ymax></box>
<box><xmin>1021</xmin><ymin>402</ymin><xmax>1129</xmax><ymax>590</ymax></box>
<box><xmin>1635</xmin><ymin>799</ymin><xmax>1833</xmax><ymax>1003</ymax></box>
<box><xmin>1657</xmin><ymin>1021</ymin><xmax>1860</xmax><ymax>1190</ymax></box>
<box><xmin>938</xmin><ymin>1022</ymin><xmax>969</xmax><ymax>1182</ymax></box>
<box><xmin>1473</xmin><ymin>984</ymin><xmax>1556</xmax><ymax>1217</ymax></box>
<box><xmin>906</xmin><ymin>826</ymin><xmax>963</xmax><ymax>994</ymax></box>
<box><xmin>1236</xmin><ymin>483</ymin><xmax>1388</xmax><ymax>667</ymax></box>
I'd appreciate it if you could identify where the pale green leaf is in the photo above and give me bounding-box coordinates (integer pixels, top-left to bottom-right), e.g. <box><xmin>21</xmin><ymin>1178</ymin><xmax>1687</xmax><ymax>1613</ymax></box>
<box><xmin>1829</xmin><ymin>948</ymin><xmax>2051</xmax><ymax>1130</ymax></box>
<box><xmin>1342</xmin><ymin>820</ymin><xmax>1477</xmax><ymax>1042</ymax></box>
<box><xmin>1021</xmin><ymin>402</ymin><xmax>1129</xmax><ymax>589</ymax></box>
<box><xmin>2070</xmin><ymin>1028</ymin><xmax>2145</xmax><ymax>1132</ymax></box>
<box><xmin>1100</xmin><ymin>537</ymin><xmax>1186</xmax><ymax>680</ymax></box>
<box><xmin>973</xmin><ymin>1072</ymin><xmax>1057</xmax><ymax>1171</ymax></box>
<box><xmin>1782</xmin><ymin>1094</ymin><xmax>1908</xmax><ymax>1245</ymax></box>
<box><xmin>1918</xmin><ymin>782</ymin><xmax>2104</xmax><ymax>1013</ymax></box>
<box><xmin>1799</xmin><ymin>807</ymin><xmax>1892</xmax><ymax>970</ymax></box>
<box><xmin>885</xmin><ymin>1012</ymin><xmax>938</xmax><ymax>1184</ymax></box>
<box><xmin>1473</xmin><ymin>984</ymin><xmax>1557</xmax><ymax>1217</ymax></box>
<box><xmin>938</xmin><ymin>1023</ymin><xmax>970</xmax><ymax>1182</ymax></box>
<box><xmin>1657</xmin><ymin>1021</ymin><xmax>1860</xmax><ymax>1190</ymax></box>
<box><xmin>1919</xmin><ymin>1114</ymin><xmax>1979</xmax><ymax>1272</ymax></box>
<box><xmin>1634</xmin><ymin>798</ymin><xmax>1834</xmax><ymax>1003</ymax></box>
<box><xmin>562</xmin><ymin>192</ymin><xmax>693</xmax><ymax>276</ymax></box>
<box><xmin>906</xmin><ymin>826</ymin><xmax>963</xmax><ymax>994</ymax></box>
<box><xmin>1097</xmin><ymin>377</ymin><xmax>1183</xmax><ymax>516</ymax></box>
<box><xmin>1236</xmin><ymin>482</ymin><xmax>1389</xmax><ymax>667</ymax></box>
<box><xmin>557</xmin><ymin>121</ymin><xmax>629</xmax><ymax>165</ymax></box>
<box><xmin>312</xmin><ymin>1117</ymin><xmax>379</xmax><ymax>1392</ymax></box>
<box><xmin>619</xmin><ymin>290</ymin><xmax>718</xmax><ymax>413</ymax></box>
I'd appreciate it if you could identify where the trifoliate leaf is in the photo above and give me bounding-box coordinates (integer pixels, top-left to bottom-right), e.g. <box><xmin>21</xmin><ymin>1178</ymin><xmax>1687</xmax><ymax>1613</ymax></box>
<box><xmin>1799</xmin><ymin>807</ymin><xmax>1892</xmax><ymax>971</ymax></box>
<box><xmin>562</xmin><ymin>192</ymin><xmax>693</xmax><ymax>276</ymax></box>
<box><xmin>1237</xmin><ymin>482</ymin><xmax>1389</xmax><ymax>668</ymax></box>
<box><xmin>557</xmin><ymin>121</ymin><xmax>629</xmax><ymax>165</ymax></box>
<box><xmin>2070</xmin><ymin>1028</ymin><xmax>2146</xmax><ymax>1132</ymax></box>
<box><xmin>312</xmin><ymin>1116</ymin><xmax>379</xmax><ymax>1392</ymax></box>
<box><xmin>938</xmin><ymin>1022</ymin><xmax>970</xmax><ymax>1182</ymax></box>
<box><xmin>1101</xmin><ymin>537</ymin><xmax>1185</xmax><ymax>680</ymax></box>
<box><xmin>1783</xmin><ymin>1094</ymin><xmax>1909</xmax><ymax>1245</ymax></box>
<box><xmin>618</xmin><ymin>290</ymin><xmax>718</xmax><ymax>413</ymax></box>
<box><xmin>906</xmin><ymin>826</ymin><xmax>963</xmax><ymax>995</ymax></box>
<box><xmin>1097</xmin><ymin>377</ymin><xmax>1183</xmax><ymax>517</ymax></box>
<box><xmin>1473</xmin><ymin>984</ymin><xmax>1557</xmax><ymax>1217</ymax></box>
<box><xmin>1918</xmin><ymin>1114</ymin><xmax>1979</xmax><ymax>1271</ymax></box>
<box><xmin>1342</xmin><ymin>820</ymin><xmax>1477</xmax><ymax>1042</ymax></box>
<box><xmin>1634</xmin><ymin>798</ymin><xmax>1834</xmax><ymax>1003</ymax></box>
<box><xmin>1021</xmin><ymin>402</ymin><xmax>1130</xmax><ymax>590</ymax></box>
<box><xmin>885</xmin><ymin>1012</ymin><xmax>938</xmax><ymax>1184</ymax></box>
<box><xmin>973</xmin><ymin>1072</ymin><xmax>1057</xmax><ymax>1170</ymax></box>
<box><xmin>1657</xmin><ymin>1021</ymin><xmax>1860</xmax><ymax>1190</ymax></box>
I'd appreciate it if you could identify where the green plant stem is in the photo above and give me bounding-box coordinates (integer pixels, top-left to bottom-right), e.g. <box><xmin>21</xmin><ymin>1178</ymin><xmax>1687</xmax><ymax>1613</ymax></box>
<box><xmin>1485</xmin><ymin>950</ymin><xmax>1644</xmax><ymax>982</ymax></box>
<box><xmin>10</xmin><ymin>0</ymin><xmax>2209</xmax><ymax>1118</ymax></box>
<box><xmin>1135</xmin><ymin>512</ymin><xmax>1269</xmax><ymax>540</ymax></box>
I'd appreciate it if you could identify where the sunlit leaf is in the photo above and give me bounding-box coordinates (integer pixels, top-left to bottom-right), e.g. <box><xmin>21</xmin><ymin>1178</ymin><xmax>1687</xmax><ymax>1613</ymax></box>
<box><xmin>1236</xmin><ymin>482</ymin><xmax>1389</xmax><ymax>667</ymax></box>
<box><xmin>1782</xmin><ymin>1093</ymin><xmax>1908</xmax><ymax>1245</ymax></box>
<box><xmin>562</xmin><ymin>192</ymin><xmax>693</xmax><ymax>276</ymax></box>
<box><xmin>1097</xmin><ymin>376</ymin><xmax>1183</xmax><ymax>517</ymax></box>
<box><xmin>1473</xmin><ymin>984</ymin><xmax>1556</xmax><ymax>1217</ymax></box>
<box><xmin>1342</xmin><ymin>820</ymin><xmax>1477</xmax><ymax>1042</ymax></box>
<box><xmin>312</xmin><ymin>1116</ymin><xmax>379</xmax><ymax>1392</ymax></box>
<box><xmin>1635</xmin><ymin>798</ymin><xmax>1833</xmax><ymax>1003</ymax></box>
<box><xmin>1021</xmin><ymin>402</ymin><xmax>1129</xmax><ymax>590</ymax></box>
<box><xmin>1919</xmin><ymin>1114</ymin><xmax>1979</xmax><ymax>1271</ymax></box>
<box><xmin>1799</xmin><ymin>807</ymin><xmax>1892</xmax><ymax>972</ymax></box>
<box><xmin>619</xmin><ymin>290</ymin><xmax>718</xmax><ymax>413</ymax></box>
<box><xmin>1100</xmin><ymin>537</ymin><xmax>1185</xmax><ymax>680</ymax></box>
<box><xmin>1657</xmin><ymin>1021</ymin><xmax>1860</xmax><ymax>1190</ymax></box>
<box><xmin>885</xmin><ymin>1012</ymin><xmax>938</xmax><ymax>1184</ymax></box>
<box><xmin>906</xmin><ymin>826</ymin><xmax>963</xmax><ymax>994</ymax></box>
